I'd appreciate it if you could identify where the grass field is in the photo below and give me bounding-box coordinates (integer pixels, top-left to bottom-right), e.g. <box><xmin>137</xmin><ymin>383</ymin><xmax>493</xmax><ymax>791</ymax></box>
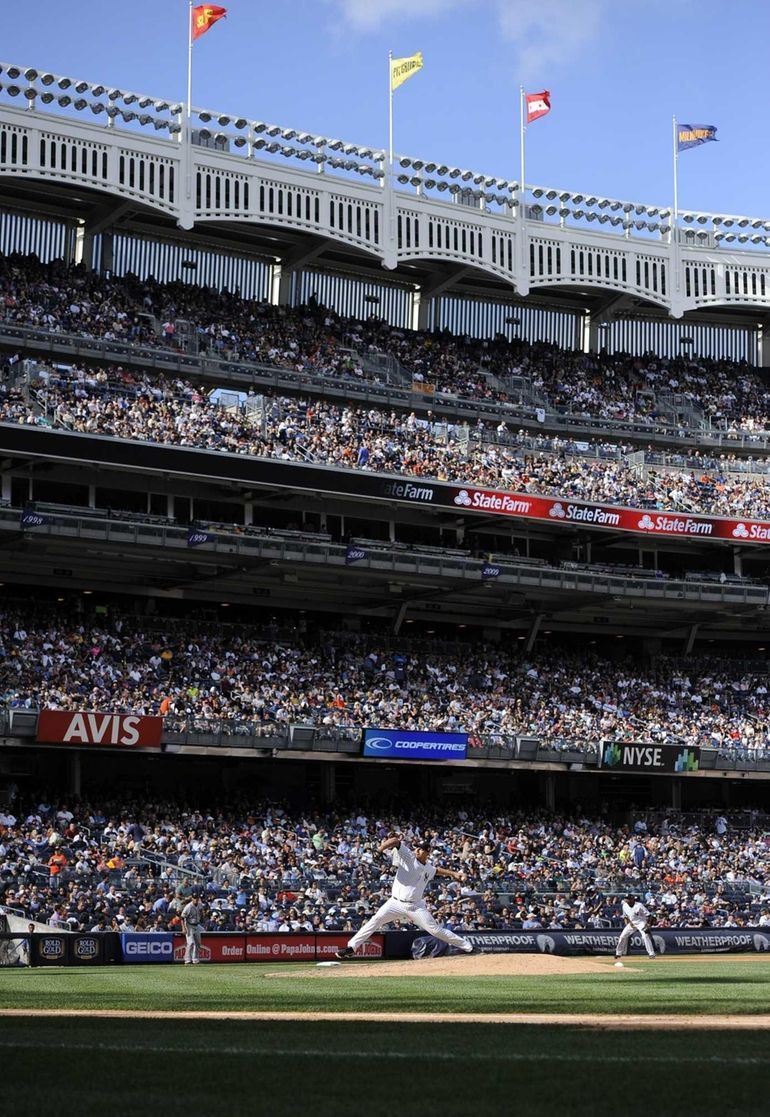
<box><xmin>3</xmin><ymin>958</ymin><xmax>770</xmax><ymax>1116</ymax></box>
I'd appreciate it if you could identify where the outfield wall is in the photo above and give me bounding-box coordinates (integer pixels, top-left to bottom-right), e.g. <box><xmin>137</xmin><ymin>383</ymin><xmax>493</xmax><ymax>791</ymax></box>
<box><xmin>3</xmin><ymin>928</ymin><xmax>769</xmax><ymax>967</ymax></box>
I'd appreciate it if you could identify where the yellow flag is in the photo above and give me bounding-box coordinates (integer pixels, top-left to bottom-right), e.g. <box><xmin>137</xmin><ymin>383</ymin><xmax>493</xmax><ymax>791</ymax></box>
<box><xmin>390</xmin><ymin>52</ymin><xmax>424</xmax><ymax>92</ymax></box>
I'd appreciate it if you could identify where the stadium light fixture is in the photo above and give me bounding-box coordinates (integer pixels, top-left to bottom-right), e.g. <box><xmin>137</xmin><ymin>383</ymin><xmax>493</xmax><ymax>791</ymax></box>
<box><xmin>572</xmin><ymin>194</ymin><xmax>584</xmax><ymax>204</ymax></box>
<box><xmin>546</xmin><ymin>190</ymin><xmax>559</xmax><ymax>201</ymax></box>
<box><xmin>266</xmin><ymin>125</ymin><xmax>281</xmax><ymax>137</ymax></box>
<box><xmin>281</xmin><ymin>128</ymin><xmax>296</xmax><ymax>139</ymax></box>
<box><xmin>559</xmin><ymin>207</ymin><xmax>570</xmax><ymax>217</ymax></box>
<box><xmin>74</xmin><ymin>81</ymin><xmax>89</xmax><ymax>93</ymax></box>
<box><xmin>738</xmin><ymin>218</ymin><xmax>750</xmax><ymax>228</ymax></box>
<box><xmin>437</xmin><ymin>181</ymin><xmax>449</xmax><ymax>191</ymax></box>
<box><xmin>437</xmin><ymin>165</ymin><xmax>449</xmax><ymax>175</ymax></box>
<box><xmin>40</xmin><ymin>73</ymin><xmax>55</xmax><ymax>86</ymax></box>
<box><xmin>327</xmin><ymin>139</ymin><xmax>343</xmax><ymax>150</ymax></box>
<box><xmin>6</xmin><ymin>84</ymin><xmax>21</xmax><ymax>96</ymax></box>
<box><xmin>57</xmin><ymin>94</ymin><xmax>72</xmax><ymax>107</ymax></box>
<box><xmin>24</xmin><ymin>88</ymin><xmax>36</xmax><ymax>100</ymax></box>
<box><xmin>91</xmin><ymin>84</ymin><xmax>106</xmax><ymax>96</ymax></box>
<box><xmin>73</xmin><ymin>98</ymin><xmax>88</xmax><ymax>111</ymax></box>
<box><xmin>722</xmin><ymin>219</ymin><xmax>734</xmax><ymax>227</ymax></box>
<box><xmin>545</xmin><ymin>205</ymin><xmax>558</xmax><ymax>216</ymax></box>
<box><xmin>40</xmin><ymin>91</ymin><xmax>55</xmax><ymax>104</ymax></box>
<box><xmin>586</xmin><ymin>196</ymin><xmax>598</xmax><ymax>206</ymax></box>
<box><xmin>424</xmin><ymin>178</ymin><xmax>436</xmax><ymax>189</ymax></box>
<box><xmin>597</xmin><ymin>214</ymin><xmax>610</xmax><ymax>224</ymax></box>
<box><xmin>399</xmin><ymin>156</ymin><xmax>410</xmax><ymax>167</ymax></box>
<box><xmin>24</xmin><ymin>68</ymin><xmax>38</xmax><ymax>80</ymax></box>
<box><xmin>233</xmin><ymin>136</ymin><xmax>247</xmax><ymax>147</ymax></box>
<box><xmin>313</xmin><ymin>136</ymin><xmax>327</xmax><ymax>147</ymax></box>
<box><xmin>531</xmin><ymin>188</ymin><xmax>544</xmax><ymax>198</ymax></box>
<box><xmin>696</xmin><ymin>215</ymin><xmax>708</xmax><ymax>224</ymax></box>
<box><xmin>424</xmin><ymin>162</ymin><xmax>437</xmax><ymax>173</ymax></box>
<box><xmin>572</xmin><ymin>209</ymin><xmax>585</xmax><ymax>219</ymax></box>
<box><xmin>5</xmin><ymin>66</ymin><xmax>21</xmax><ymax>79</ymax></box>
<box><xmin>559</xmin><ymin>192</ymin><xmax>570</xmax><ymax>202</ymax></box>
<box><xmin>461</xmin><ymin>170</ymin><xmax>473</xmax><ymax>181</ymax></box>
<box><xmin>91</xmin><ymin>102</ymin><xmax>106</xmax><ymax>114</ymax></box>
<box><xmin>123</xmin><ymin>93</ymin><xmax>137</xmax><ymax>105</ymax></box>
<box><xmin>449</xmin><ymin>182</ymin><xmax>461</xmax><ymax>193</ymax></box>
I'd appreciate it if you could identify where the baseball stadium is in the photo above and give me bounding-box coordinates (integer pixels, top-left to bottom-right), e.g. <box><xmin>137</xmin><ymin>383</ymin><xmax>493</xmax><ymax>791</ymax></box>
<box><xmin>1</xmin><ymin>6</ymin><xmax>770</xmax><ymax>1115</ymax></box>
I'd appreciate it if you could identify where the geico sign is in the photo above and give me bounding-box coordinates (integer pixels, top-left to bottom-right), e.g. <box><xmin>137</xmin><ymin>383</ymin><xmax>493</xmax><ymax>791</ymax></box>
<box><xmin>37</xmin><ymin>710</ymin><xmax>163</xmax><ymax>748</ymax></box>
<box><xmin>125</xmin><ymin>941</ymin><xmax>172</xmax><ymax>956</ymax></box>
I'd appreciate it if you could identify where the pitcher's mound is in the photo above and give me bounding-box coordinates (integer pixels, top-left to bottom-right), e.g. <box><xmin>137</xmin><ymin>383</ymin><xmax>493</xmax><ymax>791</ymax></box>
<box><xmin>282</xmin><ymin>954</ymin><xmax>635</xmax><ymax>978</ymax></box>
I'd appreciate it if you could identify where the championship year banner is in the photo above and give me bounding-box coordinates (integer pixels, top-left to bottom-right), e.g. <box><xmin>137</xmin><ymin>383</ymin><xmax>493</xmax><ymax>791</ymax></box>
<box><xmin>36</xmin><ymin>710</ymin><xmax>163</xmax><ymax>750</ymax></box>
<box><xmin>601</xmin><ymin>740</ymin><xmax>701</xmax><ymax>773</ymax></box>
<box><xmin>362</xmin><ymin>728</ymin><xmax>468</xmax><ymax>761</ymax></box>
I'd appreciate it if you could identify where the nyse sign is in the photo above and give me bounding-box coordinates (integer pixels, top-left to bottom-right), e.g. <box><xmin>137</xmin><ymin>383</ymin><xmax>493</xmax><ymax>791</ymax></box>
<box><xmin>601</xmin><ymin>740</ymin><xmax>701</xmax><ymax>774</ymax></box>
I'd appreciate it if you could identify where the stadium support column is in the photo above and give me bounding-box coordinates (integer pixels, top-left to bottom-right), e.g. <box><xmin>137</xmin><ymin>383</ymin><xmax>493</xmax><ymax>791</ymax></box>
<box><xmin>320</xmin><ymin>763</ymin><xmax>336</xmax><ymax>805</ymax></box>
<box><xmin>733</xmin><ymin>548</ymin><xmax>742</xmax><ymax>577</ymax></box>
<box><xmin>272</xmin><ymin>241</ymin><xmax>332</xmax><ymax>308</ymax></box>
<box><xmin>414</xmin><ymin>266</ymin><xmax>470</xmax><ymax>331</ymax></box>
<box><xmin>524</xmin><ymin>612</ymin><xmax>542</xmax><ymax>654</ymax></box>
<box><xmin>68</xmin><ymin>752</ymin><xmax>81</xmax><ymax>799</ymax></box>
<box><xmin>683</xmin><ymin>623</ymin><xmax>699</xmax><ymax>656</ymax></box>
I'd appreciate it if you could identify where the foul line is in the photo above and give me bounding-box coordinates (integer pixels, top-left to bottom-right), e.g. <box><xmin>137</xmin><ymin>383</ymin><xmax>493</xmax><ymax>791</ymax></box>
<box><xmin>2</xmin><ymin>1009</ymin><xmax>770</xmax><ymax>1030</ymax></box>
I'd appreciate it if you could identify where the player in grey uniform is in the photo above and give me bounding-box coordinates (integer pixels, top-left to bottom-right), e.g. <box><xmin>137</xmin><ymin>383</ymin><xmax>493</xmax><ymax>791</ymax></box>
<box><xmin>614</xmin><ymin>894</ymin><xmax>656</xmax><ymax>966</ymax></box>
<box><xmin>335</xmin><ymin>833</ymin><xmax>476</xmax><ymax>959</ymax></box>
<box><xmin>181</xmin><ymin>893</ymin><xmax>203</xmax><ymax>964</ymax></box>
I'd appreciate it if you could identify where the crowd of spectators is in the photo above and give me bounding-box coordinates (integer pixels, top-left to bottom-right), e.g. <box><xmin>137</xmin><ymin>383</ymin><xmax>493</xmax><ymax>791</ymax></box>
<box><xmin>8</xmin><ymin>365</ymin><xmax>770</xmax><ymax>520</ymax></box>
<box><xmin>3</xmin><ymin>253</ymin><xmax>770</xmax><ymax>432</ymax></box>
<box><xmin>1</xmin><ymin>607</ymin><xmax>769</xmax><ymax>753</ymax></box>
<box><xmin>1</xmin><ymin>797</ymin><xmax>768</xmax><ymax>935</ymax></box>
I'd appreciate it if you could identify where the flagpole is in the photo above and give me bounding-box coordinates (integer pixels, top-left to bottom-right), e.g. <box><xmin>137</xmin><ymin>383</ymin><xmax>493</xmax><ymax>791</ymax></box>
<box><xmin>186</xmin><ymin>1</ymin><xmax>194</xmax><ymax>200</ymax></box>
<box><xmin>519</xmin><ymin>86</ymin><xmax>527</xmax><ymax>285</ymax></box>
<box><xmin>672</xmin><ymin>114</ymin><xmax>679</xmax><ymax>231</ymax></box>
<box><xmin>672</xmin><ymin>114</ymin><xmax>681</xmax><ymax>305</ymax></box>
<box><xmin>388</xmin><ymin>50</ymin><xmax>394</xmax><ymax>173</ymax></box>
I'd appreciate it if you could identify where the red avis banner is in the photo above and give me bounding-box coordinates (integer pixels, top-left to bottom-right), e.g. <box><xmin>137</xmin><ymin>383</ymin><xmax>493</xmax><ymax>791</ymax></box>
<box><xmin>36</xmin><ymin>711</ymin><xmax>163</xmax><ymax>749</ymax></box>
<box><xmin>447</xmin><ymin>485</ymin><xmax>770</xmax><ymax>545</ymax></box>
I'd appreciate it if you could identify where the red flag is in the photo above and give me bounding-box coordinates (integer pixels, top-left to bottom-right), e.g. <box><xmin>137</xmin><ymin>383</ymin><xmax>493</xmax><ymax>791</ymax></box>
<box><xmin>191</xmin><ymin>4</ymin><xmax>227</xmax><ymax>41</ymax></box>
<box><xmin>526</xmin><ymin>90</ymin><xmax>551</xmax><ymax>124</ymax></box>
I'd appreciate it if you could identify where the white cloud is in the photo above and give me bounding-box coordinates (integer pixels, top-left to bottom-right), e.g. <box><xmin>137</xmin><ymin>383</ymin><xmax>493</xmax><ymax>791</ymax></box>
<box><xmin>329</xmin><ymin>0</ymin><xmax>611</xmax><ymax>76</ymax></box>
<box><xmin>331</xmin><ymin>0</ymin><xmax>471</xmax><ymax>32</ymax></box>
<box><xmin>495</xmin><ymin>0</ymin><xmax>606</xmax><ymax>77</ymax></box>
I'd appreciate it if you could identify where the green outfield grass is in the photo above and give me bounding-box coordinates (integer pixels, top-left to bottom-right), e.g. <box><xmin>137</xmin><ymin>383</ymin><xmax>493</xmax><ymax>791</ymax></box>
<box><xmin>1</xmin><ymin>956</ymin><xmax>769</xmax><ymax>1014</ymax></box>
<box><xmin>2</xmin><ymin>960</ymin><xmax>769</xmax><ymax>1116</ymax></box>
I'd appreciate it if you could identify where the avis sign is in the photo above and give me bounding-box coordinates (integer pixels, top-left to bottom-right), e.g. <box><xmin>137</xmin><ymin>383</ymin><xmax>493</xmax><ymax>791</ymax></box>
<box><xmin>601</xmin><ymin>740</ymin><xmax>700</xmax><ymax>773</ymax></box>
<box><xmin>36</xmin><ymin>710</ymin><xmax>163</xmax><ymax>750</ymax></box>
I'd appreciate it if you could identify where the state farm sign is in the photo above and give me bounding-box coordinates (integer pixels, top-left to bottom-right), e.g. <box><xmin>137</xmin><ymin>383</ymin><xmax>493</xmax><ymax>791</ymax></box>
<box><xmin>36</xmin><ymin>710</ymin><xmax>163</xmax><ymax>750</ymax></box>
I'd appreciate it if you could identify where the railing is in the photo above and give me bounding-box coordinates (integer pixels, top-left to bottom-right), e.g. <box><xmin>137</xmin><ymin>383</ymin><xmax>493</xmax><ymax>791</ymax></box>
<box><xmin>7</xmin><ymin>319</ymin><xmax>770</xmax><ymax>454</ymax></box>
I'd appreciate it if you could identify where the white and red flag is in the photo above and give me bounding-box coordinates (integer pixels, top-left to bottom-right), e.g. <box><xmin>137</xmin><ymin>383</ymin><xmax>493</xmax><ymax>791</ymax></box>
<box><xmin>526</xmin><ymin>90</ymin><xmax>551</xmax><ymax>124</ymax></box>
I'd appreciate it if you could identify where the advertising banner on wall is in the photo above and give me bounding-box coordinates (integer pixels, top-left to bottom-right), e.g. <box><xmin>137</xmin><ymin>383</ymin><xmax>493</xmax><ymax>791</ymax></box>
<box><xmin>418</xmin><ymin>928</ymin><xmax>770</xmax><ymax>956</ymax></box>
<box><xmin>120</xmin><ymin>933</ymin><xmax>175</xmax><ymax>963</ymax></box>
<box><xmin>11</xmin><ymin>425</ymin><xmax>770</xmax><ymax>550</ymax></box>
<box><xmin>601</xmin><ymin>740</ymin><xmax>701</xmax><ymax>773</ymax></box>
<box><xmin>36</xmin><ymin>711</ymin><xmax>163</xmax><ymax>750</ymax></box>
<box><xmin>362</xmin><ymin>728</ymin><xmax>468</xmax><ymax>761</ymax></box>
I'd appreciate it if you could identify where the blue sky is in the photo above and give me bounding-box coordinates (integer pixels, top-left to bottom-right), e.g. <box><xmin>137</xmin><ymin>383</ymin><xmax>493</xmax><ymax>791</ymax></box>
<box><xmin>5</xmin><ymin>1</ymin><xmax>770</xmax><ymax>217</ymax></box>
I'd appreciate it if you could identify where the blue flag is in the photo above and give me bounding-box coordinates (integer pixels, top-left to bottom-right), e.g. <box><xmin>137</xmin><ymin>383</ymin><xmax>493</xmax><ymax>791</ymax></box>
<box><xmin>187</xmin><ymin>527</ymin><xmax>210</xmax><ymax>547</ymax></box>
<box><xmin>345</xmin><ymin>546</ymin><xmax>366</xmax><ymax>565</ymax></box>
<box><xmin>677</xmin><ymin>124</ymin><xmax>717</xmax><ymax>152</ymax></box>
